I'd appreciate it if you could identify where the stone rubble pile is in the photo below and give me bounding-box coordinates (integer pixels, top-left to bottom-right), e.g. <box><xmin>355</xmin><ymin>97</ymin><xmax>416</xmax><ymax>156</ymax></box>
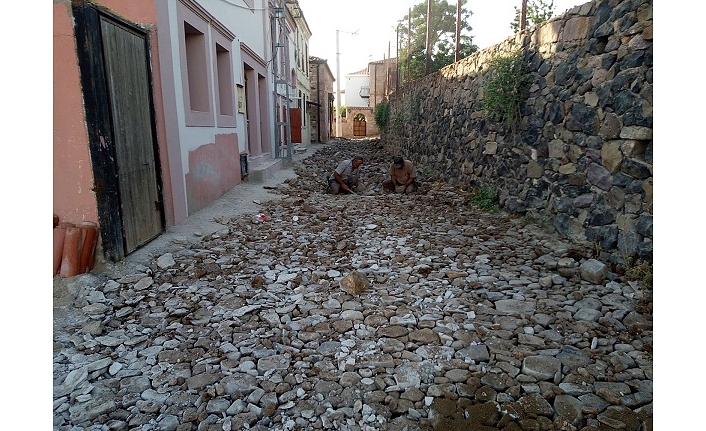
<box><xmin>54</xmin><ymin>140</ymin><xmax>652</xmax><ymax>431</ymax></box>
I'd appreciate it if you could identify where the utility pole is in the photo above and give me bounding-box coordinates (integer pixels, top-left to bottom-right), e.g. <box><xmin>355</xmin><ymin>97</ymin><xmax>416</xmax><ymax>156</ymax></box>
<box><xmin>425</xmin><ymin>0</ymin><xmax>432</xmax><ymax>75</ymax></box>
<box><xmin>407</xmin><ymin>8</ymin><xmax>411</xmax><ymax>84</ymax></box>
<box><xmin>334</xmin><ymin>29</ymin><xmax>358</xmax><ymax>137</ymax></box>
<box><xmin>335</xmin><ymin>30</ymin><xmax>341</xmax><ymax>138</ymax></box>
<box><xmin>386</xmin><ymin>41</ymin><xmax>390</xmax><ymax>97</ymax></box>
<box><xmin>455</xmin><ymin>0</ymin><xmax>461</xmax><ymax>62</ymax></box>
<box><xmin>396</xmin><ymin>25</ymin><xmax>399</xmax><ymax>92</ymax></box>
<box><xmin>521</xmin><ymin>0</ymin><xmax>528</xmax><ymax>31</ymax></box>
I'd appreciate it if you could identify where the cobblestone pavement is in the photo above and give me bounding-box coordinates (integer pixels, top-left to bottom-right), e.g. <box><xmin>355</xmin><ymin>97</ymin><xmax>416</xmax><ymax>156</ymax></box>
<box><xmin>53</xmin><ymin>139</ymin><xmax>653</xmax><ymax>431</ymax></box>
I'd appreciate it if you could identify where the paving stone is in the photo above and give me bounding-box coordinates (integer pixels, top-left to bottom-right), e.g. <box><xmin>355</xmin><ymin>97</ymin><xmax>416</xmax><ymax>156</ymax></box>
<box><xmin>53</xmin><ymin>139</ymin><xmax>653</xmax><ymax>431</ymax></box>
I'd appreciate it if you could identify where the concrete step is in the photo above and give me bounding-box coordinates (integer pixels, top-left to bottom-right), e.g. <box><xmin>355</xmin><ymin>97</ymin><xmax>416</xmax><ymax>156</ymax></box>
<box><xmin>246</xmin><ymin>143</ymin><xmax>310</xmax><ymax>182</ymax></box>
<box><xmin>248</xmin><ymin>158</ymin><xmax>284</xmax><ymax>183</ymax></box>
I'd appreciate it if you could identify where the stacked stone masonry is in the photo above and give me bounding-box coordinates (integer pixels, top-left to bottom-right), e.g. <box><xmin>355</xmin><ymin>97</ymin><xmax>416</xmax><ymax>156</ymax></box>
<box><xmin>383</xmin><ymin>0</ymin><xmax>652</xmax><ymax>264</ymax></box>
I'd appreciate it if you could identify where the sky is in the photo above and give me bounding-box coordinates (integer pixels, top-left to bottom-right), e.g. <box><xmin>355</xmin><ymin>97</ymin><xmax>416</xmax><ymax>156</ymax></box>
<box><xmin>296</xmin><ymin>0</ymin><xmax>588</xmax><ymax>78</ymax></box>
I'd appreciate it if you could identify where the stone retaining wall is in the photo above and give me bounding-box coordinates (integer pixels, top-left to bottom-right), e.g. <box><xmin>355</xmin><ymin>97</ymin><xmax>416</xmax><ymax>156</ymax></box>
<box><xmin>383</xmin><ymin>0</ymin><xmax>652</xmax><ymax>263</ymax></box>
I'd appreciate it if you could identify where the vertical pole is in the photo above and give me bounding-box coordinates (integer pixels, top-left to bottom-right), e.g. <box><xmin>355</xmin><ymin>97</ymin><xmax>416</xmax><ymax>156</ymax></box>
<box><xmin>425</xmin><ymin>0</ymin><xmax>432</xmax><ymax>75</ymax></box>
<box><xmin>407</xmin><ymin>8</ymin><xmax>411</xmax><ymax>84</ymax></box>
<box><xmin>455</xmin><ymin>0</ymin><xmax>461</xmax><ymax>62</ymax></box>
<box><xmin>396</xmin><ymin>25</ymin><xmax>399</xmax><ymax>91</ymax></box>
<box><xmin>335</xmin><ymin>29</ymin><xmax>342</xmax><ymax>138</ymax></box>
<box><xmin>386</xmin><ymin>41</ymin><xmax>390</xmax><ymax>97</ymax></box>
<box><xmin>521</xmin><ymin>0</ymin><xmax>528</xmax><ymax>31</ymax></box>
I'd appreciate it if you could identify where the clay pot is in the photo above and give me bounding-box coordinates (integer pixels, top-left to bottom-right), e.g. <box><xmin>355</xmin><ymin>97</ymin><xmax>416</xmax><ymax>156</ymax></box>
<box><xmin>78</xmin><ymin>222</ymin><xmax>98</xmax><ymax>273</ymax></box>
<box><xmin>53</xmin><ymin>226</ymin><xmax>66</xmax><ymax>276</ymax></box>
<box><xmin>59</xmin><ymin>226</ymin><xmax>81</xmax><ymax>277</ymax></box>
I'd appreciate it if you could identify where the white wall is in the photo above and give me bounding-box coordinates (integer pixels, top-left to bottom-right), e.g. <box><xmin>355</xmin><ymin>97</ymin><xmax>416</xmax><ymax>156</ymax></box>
<box><xmin>199</xmin><ymin>0</ymin><xmax>273</xmax><ymax>154</ymax></box>
<box><xmin>156</xmin><ymin>0</ymin><xmax>275</xmax><ymax>219</ymax></box>
<box><xmin>345</xmin><ymin>73</ymin><xmax>369</xmax><ymax>108</ymax></box>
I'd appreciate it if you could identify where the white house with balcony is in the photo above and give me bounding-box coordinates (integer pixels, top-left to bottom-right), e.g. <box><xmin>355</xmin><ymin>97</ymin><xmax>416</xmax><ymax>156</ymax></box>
<box><xmin>344</xmin><ymin>66</ymin><xmax>371</xmax><ymax>108</ymax></box>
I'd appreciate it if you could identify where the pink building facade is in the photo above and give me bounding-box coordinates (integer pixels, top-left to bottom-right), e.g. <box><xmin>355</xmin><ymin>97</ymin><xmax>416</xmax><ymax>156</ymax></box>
<box><xmin>53</xmin><ymin>0</ymin><xmax>301</xmax><ymax>263</ymax></box>
<box><xmin>54</xmin><ymin>0</ymin><xmax>173</xmax><ymax>262</ymax></box>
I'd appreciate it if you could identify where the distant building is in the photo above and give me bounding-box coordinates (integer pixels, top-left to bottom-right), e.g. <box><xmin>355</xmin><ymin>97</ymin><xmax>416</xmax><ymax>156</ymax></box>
<box><xmin>344</xmin><ymin>66</ymin><xmax>371</xmax><ymax>108</ymax></box>
<box><xmin>287</xmin><ymin>0</ymin><xmax>312</xmax><ymax>146</ymax></box>
<box><xmin>340</xmin><ymin>57</ymin><xmax>398</xmax><ymax>138</ymax></box>
<box><xmin>308</xmin><ymin>56</ymin><xmax>335</xmax><ymax>143</ymax></box>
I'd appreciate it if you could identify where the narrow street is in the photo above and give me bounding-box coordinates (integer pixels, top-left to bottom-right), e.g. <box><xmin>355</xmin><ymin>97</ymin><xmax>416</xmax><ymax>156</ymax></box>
<box><xmin>53</xmin><ymin>139</ymin><xmax>653</xmax><ymax>431</ymax></box>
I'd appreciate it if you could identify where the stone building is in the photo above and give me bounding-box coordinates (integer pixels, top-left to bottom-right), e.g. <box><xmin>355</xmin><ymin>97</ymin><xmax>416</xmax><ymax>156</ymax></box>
<box><xmin>339</xmin><ymin>58</ymin><xmax>398</xmax><ymax>139</ymax></box>
<box><xmin>308</xmin><ymin>56</ymin><xmax>335</xmax><ymax>143</ymax></box>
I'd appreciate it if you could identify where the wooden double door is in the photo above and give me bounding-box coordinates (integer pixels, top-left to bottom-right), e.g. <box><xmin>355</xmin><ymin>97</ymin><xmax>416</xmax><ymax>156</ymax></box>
<box><xmin>353</xmin><ymin>113</ymin><xmax>367</xmax><ymax>136</ymax></box>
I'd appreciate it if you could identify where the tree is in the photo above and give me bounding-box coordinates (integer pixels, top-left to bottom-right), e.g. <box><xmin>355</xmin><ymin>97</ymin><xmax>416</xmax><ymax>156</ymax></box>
<box><xmin>334</xmin><ymin>105</ymin><xmax>347</xmax><ymax>118</ymax></box>
<box><xmin>510</xmin><ymin>0</ymin><xmax>555</xmax><ymax>33</ymax></box>
<box><xmin>397</xmin><ymin>0</ymin><xmax>478</xmax><ymax>86</ymax></box>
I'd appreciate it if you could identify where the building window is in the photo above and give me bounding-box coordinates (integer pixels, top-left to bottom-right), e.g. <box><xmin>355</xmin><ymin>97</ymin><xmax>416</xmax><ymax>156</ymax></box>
<box><xmin>212</xmin><ymin>29</ymin><xmax>236</xmax><ymax>128</ymax></box>
<box><xmin>177</xmin><ymin>0</ymin><xmax>236</xmax><ymax>127</ymax></box>
<box><xmin>184</xmin><ymin>22</ymin><xmax>209</xmax><ymax>112</ymax></box>
<box><xmin>216</xmin><ymin>44</ymin><xmax>233</xmax><ymax>116</ymax></box>
<box><xmin>178</xmin><ymin>1</ymin><xmax>214</xmax><ymax>127</ymax></box>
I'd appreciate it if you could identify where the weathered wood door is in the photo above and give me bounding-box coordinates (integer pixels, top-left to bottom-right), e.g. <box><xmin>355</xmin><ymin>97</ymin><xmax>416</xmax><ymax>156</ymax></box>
<box><xmin>353</xmin><ymin>113</ymin><xmax>367</xmax><ymax>136</ymax></box>
<box><xmin>290</xmin><ymin>108</ymin><xmax>302</xmax><ymax>143</ymax></box>
<box><xmin>101</xmin><ymin>18</ymin><xmax>163</xmax><ymax>253</ymax></box>
<box><xmin>73</xmin><ymin>3</ymin><xmax>164</xmax><ymax>261</ymax></box>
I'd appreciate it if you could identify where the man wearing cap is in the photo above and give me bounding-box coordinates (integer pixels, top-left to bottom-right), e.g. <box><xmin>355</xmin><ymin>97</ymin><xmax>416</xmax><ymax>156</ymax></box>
<box><xmin>382</xmin><ymin>156</ymin><xmax>419</xmax><ymax>194</ymax></box>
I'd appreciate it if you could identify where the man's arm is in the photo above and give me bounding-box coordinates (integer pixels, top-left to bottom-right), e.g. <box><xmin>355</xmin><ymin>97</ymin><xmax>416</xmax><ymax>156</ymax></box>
<box><xmin>333</xmin><ymin>171</ymin><xmax>350</xmax><ymax>192</ymax></box>
<box><xmin>390</xmin><ymin>165</ymin><xmax>398</xmax><ymax>185</ymax></box>
<box><xmin>402</xmin><ymin>162</ymin><xmax>416</xmax><ymax>188</ymax></box>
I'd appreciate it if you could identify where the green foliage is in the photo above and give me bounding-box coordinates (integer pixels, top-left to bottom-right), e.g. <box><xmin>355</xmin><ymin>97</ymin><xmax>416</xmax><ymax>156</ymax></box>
<box><xmin>373</xmin><ymin>101</ymin><xmax>390</xmax><ymax>130</ymax></box>
<box><xmin>404</xmin><ymin>89</ymin><xmax>422</xmax><ymax>122</ymax></box>
<box><xmin>385</xmin><ymin>89</ymin><xmax>422</xmax><ymax>133</ymax></box>
<box><xmin>391</xmin><ymin>111</ymin><xmax>404</xmax><ymax>132</ymax></box>
<box><xmin>417</xmin><ymin>164</ymin><xmax>441</xmax><ymax>182</ymax></box>
<box><xmin>469</xmin><ymin>187</ymin><xmax>499</xmax><ymax>212</ymax></box>
<box><xmin>396</xmin><ymin>0</ymin><xmax>478</xmax><ymax>86</ymax></box>
<box><xmin>624</xmin><ymin>258</ymin><xmax>653</xmax><ymax>290</ymax></box>
<box><xmin>480</xmin><ymin>50</ymin><xmax>530</xmax><ymax>131</ymax></box>
<box><xmin>510</xmin><ymin>0</ymin><xmax>556</xmax><ymax>32</ymax></box>
<box><xmin>334</xmin><ymin>106</ymin><xmax>347</xmax><ymax>118</ymax></box>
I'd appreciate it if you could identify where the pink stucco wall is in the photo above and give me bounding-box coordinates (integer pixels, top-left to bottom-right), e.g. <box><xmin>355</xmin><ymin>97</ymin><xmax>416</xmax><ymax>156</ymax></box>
<box><xmin>53</xmin><ymin>0</ymin><xmax>174</xmax><ymax>231</ymax></box>
<box><xmin>53</xmin><ymin>2</ymin><xmax>98</xmax><ymax>225</ymax></box>
<box><xmin>185</xmin><ymin>133</ymin><xmax>241</xmax><ymax>215</ymax></box>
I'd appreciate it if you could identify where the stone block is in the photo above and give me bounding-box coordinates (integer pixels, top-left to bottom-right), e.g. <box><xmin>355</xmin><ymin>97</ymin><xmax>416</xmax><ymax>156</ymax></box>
<box><xmin>601</xmin><ymin>140</ymin><xmax>623</xmax><ymax>173</ymax></box>
<box><xmin>562</xmin><ymin>16</ymin><xmax>591</xmax><ymax>42</ymax></box>
<box><xmin>580</xmin><ymin>259</ymin><xmax>607</xmax><ymax>284</ymax></box>
<box><xmin>483</xmin><ymin>141</ymin><xmax>498</xmax><ymax>155</ymax></box>
<box><xmin>620</xmin><ymin>126</ymin><xmax>652</xmax><ymax>140</ymax></box>
<box><xmin>548</xmin><ymin>139</ymin><xmax>566</xmax><ymax>158</ymax></box>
